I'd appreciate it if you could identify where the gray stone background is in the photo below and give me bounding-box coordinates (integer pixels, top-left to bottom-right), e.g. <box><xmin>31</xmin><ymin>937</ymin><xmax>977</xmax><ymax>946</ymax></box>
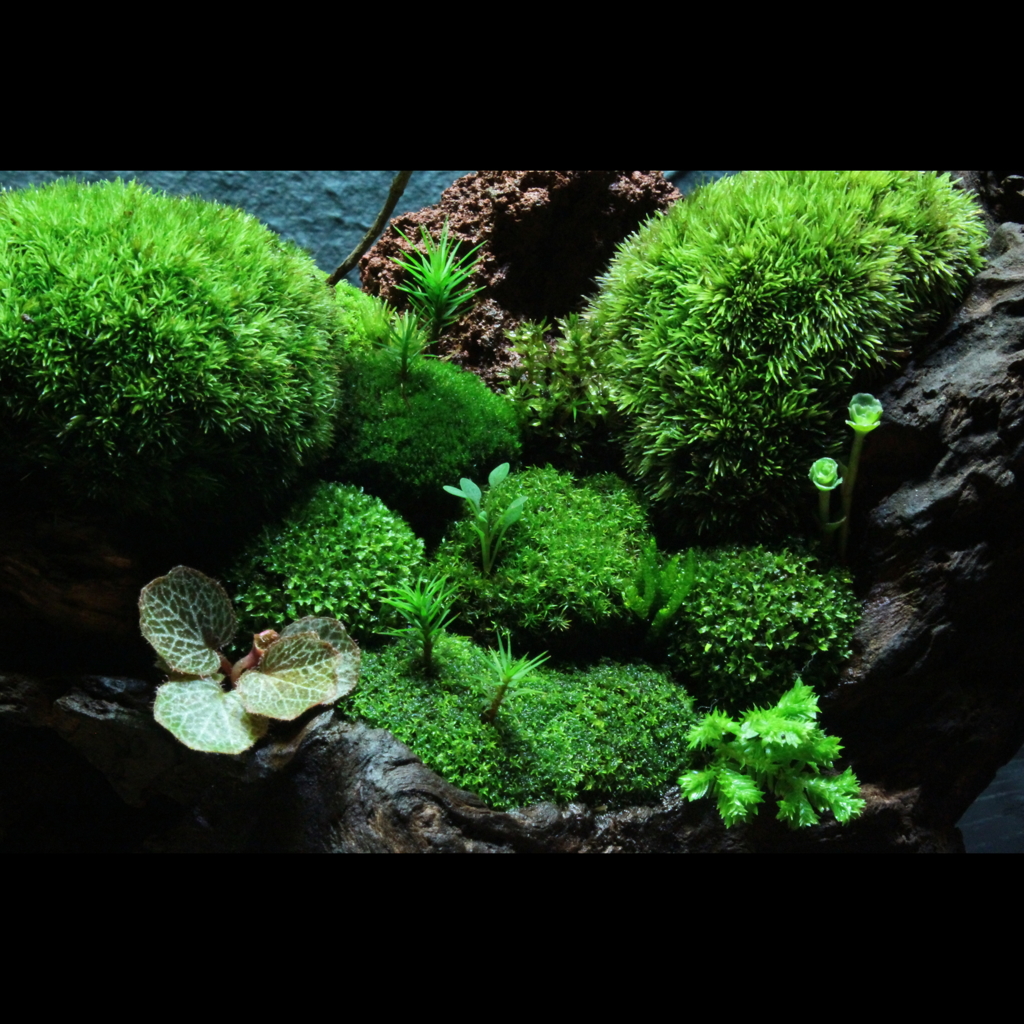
<box><xmin>1</xmin><ymin>168</ymin><xmax>1018</xmax><ymax>852</ymax></box>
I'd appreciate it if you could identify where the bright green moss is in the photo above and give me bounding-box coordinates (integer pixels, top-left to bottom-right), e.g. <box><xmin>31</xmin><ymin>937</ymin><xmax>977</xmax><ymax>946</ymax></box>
<box><xmin>0</xmin><ymin>178</ymin><xmax>341</xmax><ymax>521</ymax></box>
<box><xmin>588</xmin><ymin>170</ymin><xmax>988</xmax><ymax>543</ymax></box>
<box><xmin>222</xmin><ymin>481</ymin><xmax>425</xmax><ymax>648</ymax></box>
<box><xmin>666</xmin><ymin>544</ymin><xmax>860</xmax><ymax>714</ymax></box>
<box><xmin>327</xmin><ymin>349</ymin><xmax>521</xmax><ymax>532</ymax></box>
<box><xmin>331</xmin><ymin>281</ymin><xmax>391</xmax><ymax>351</ymax></box>
<box><xmin>343</xmin><ymin>631</ymin><xmax>697</xmax><ymax>810</ymax></box>
<box><xmin>431</xmin><ymin>466</ymin><xmax>649</xmax><ymax>641</ymax></box>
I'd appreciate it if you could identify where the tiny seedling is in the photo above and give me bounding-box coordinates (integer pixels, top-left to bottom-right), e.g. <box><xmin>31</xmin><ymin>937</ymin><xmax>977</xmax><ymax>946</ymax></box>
<box><xmin>391</xmin><ymin>219</ymin><xmax>484</xmax><ymax>342</ymax></box>
<box><xmin>443</xmin><ymin>462</ymin><xmax>525</xmax><ymax>575</ymax></box>
<box><xmin>623</xmin><ymin>540</ymin><xmax>698</xmax><ymax>639</ymax></box>
<box><xmin>381</xmin><ymin>309</ymin><xmax>433</xmax><ymax>383</ymax></box>
<box><xmin>677</xmin><ymin>680</ymin><xmax>866</xmax><ymax>829</ymax></box>
<box><xmin>481</xmin><ymin>631</ymin><xmax>550</xmax><ymax>724</ymax></box>
<box><xmin>379</xmin><ymin>574</ymin><xmax>459</xmax><ymax>673</ymax></box>
<box><xmin>139</xmin><ymin>566</ymin><xmax>360</xmax><ymax>755</ymax></box>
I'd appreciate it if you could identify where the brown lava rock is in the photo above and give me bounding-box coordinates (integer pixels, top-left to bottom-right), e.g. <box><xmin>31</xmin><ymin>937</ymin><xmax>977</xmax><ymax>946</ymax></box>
<box><xmin>358</xmin><ymin>170</ymin><xmax>681</xmax><ymax>387</ymax></box>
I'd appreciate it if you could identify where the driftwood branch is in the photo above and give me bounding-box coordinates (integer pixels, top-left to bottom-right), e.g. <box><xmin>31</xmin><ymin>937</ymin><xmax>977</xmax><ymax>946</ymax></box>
<box><xmin>326</xmin><ymin>171</ymin><xmax>413</xmax><ymax>287</ymax></box>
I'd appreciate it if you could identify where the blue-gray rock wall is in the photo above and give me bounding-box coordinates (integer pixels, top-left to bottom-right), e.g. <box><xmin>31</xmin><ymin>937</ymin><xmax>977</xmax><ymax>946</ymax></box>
<box><xmin>0</xmin><ymin>171</ymin><xmax>734</xmax><ymax>287</ymax></box>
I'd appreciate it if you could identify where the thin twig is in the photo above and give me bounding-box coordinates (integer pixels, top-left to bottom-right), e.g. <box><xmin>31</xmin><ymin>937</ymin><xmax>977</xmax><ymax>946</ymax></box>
<box><xmin>326</xmin><ymin>170</ymin><xmax>414</xmax><ymax>287</ymax></box>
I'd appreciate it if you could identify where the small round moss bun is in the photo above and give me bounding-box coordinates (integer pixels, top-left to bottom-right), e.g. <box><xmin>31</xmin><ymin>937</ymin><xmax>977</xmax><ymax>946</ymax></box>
<box><xmin>432</xmin><ymin>466</ymin><xmax>649</xmax><ymax>643</ymax></box>
<box><xmin>665</xmin><ymin>544</ymin><xmax>860</xmax><ymax>714</ymax></box>
<box><xmin>328</xmin><ymin>348</ymin><xmax>521</xmax><ymax>532</ymax></box>
<box><xmin>223</xmin><ymin>481</ymin><xmax>425</xmax><ymax>647</ymax></box>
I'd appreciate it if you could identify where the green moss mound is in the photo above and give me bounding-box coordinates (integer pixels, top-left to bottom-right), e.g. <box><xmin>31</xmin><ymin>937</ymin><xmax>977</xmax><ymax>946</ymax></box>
<box><xmin>666</xmin><ymin>544</ymin><xmax>860</xmax><ymax>714</ymax></box>
<box><xmin>0</xmin><ymin>178</ymin><xmax>342</xmax><ymax>521</ymax></box>
<box><xmin>432</xmin><ymin>466</ymin><xmax>648</xmax><ymax>643</ymax></box>
<box><xmin>588</xmin><ymin>170</ymin><xmax>987</xmax><ymax>543</ymax></box>
<box><xmin>345</xmin><ymin>632</ymin><xmax>697</xmax><ymax>810</ymax></box>
<box><xmin>332</xmin><ymin>281</ymin><xmax>390</xmax><ymax>351</ymax></box>
<box><xmin>223</xmin><ymin>481</ymin><xmax>425</xmax><ymax>647</ymax></box>
<box><xmin>327</xmin><ymin>348</ymin><xmax>521</xmax><ymax>532</ymax></box>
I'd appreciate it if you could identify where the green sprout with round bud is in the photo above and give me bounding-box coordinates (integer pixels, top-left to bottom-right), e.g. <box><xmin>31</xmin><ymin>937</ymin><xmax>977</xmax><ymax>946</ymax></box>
<box><xmin>810</xmin><ymin>457</ymin><xmax>845</xmax><ymax>553</ymax></box>
<box><xmin>839</xmin><ymin>393</ymin><xmax>883</xmax><ymax>561</ymax></box>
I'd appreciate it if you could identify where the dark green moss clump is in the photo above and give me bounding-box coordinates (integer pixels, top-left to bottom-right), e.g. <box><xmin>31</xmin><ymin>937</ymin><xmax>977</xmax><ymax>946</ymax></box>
<box><xmin>588</xmin><ymin>170</ymin><xmax>988</xmax><ymax>543</ymax></box>
<box><xmin>432</xmin><ymin>466</ymin><xmax>649</xmax><ymax>647</ymax></box>
<box><xmin>343</xmin><ymin>632</ymin><xmax>697</xmax><ymax>810</ymax></box>
<box><xmin>327</xmin><ymin>348</ymin><xmax>521</xmax><ymax>535</ymax></box>
<box><xmin>665</xmin><ymin>544</ymin><xmax>860</xmax><ymax>714</ymax></box>
<box><xmin>222</xmin><ymin>482</ymin><xmax>425</xmax><ymax>648</ymax></box>
<box><xmin>0</xmin><ymin>178</ymin><xmax>341</xmax><ymax>523</ymax></box>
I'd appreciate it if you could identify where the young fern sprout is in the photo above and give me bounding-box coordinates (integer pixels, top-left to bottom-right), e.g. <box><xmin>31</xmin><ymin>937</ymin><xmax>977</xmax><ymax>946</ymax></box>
<box><xmin>443</xmin><ymin>462</ymin><xmax>525</xmax><ymax>575</ymax></box>
<box><xmin>379</xmin><ymin>574</ymin><xmax>458</xmax><ymax>673</ymax></box>
<box><xmin>481</xmin><ymin>631</ymin><xmax>550</xmax><ymax>724</ymax></box>
<box><xmin>391</xmin><ymin>219</ymin><xmax>484</xmax><ymax>342</ymax></box>
<box><xmin>623</xmin><ymin>540</ymin><xmax>698</xmax><ymax>639</ymax></box>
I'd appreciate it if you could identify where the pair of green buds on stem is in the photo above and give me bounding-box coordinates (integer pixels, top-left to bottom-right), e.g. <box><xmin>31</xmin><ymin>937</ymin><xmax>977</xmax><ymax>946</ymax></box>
<box><xmin>809</xmin><ymin>393</ymin><xmax>883</xmax><ymax>562</ymax></box>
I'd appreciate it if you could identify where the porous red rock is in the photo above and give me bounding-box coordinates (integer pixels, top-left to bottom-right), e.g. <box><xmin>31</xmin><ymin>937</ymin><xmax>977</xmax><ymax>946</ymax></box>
<box><xmin>358</xmin><ymin>170</ymin><xmax>681</xmax><ymax>388</ymax></box>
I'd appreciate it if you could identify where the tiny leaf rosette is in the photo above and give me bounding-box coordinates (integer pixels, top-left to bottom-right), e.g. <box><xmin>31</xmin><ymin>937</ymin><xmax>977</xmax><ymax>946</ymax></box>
<box><xmin>809</xmin><ymin>457</ymin><xmax>843</xmax><ymax>492</ymax></box>
<box><xmin>846</xmin><ymin>393</ymin><xmax>883</xmax><ymax>434</ymax></box>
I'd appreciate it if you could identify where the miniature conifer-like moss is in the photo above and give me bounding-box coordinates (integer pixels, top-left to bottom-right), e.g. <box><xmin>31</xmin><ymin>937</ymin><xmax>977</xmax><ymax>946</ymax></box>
<box><xmin>587</xmin><ymin>170</ymin><xmax>987</xmax><ymax>542</ymax></box>
<box><xmin>140</xmin><ymin>566</ymin><xmax>359</xmax><ymax>755</ymax></box>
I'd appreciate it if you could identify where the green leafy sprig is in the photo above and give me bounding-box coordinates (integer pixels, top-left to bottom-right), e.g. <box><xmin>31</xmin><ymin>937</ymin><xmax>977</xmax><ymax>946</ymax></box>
<box><xmin>378</xmin><ymin>575</ymin><xmax>458</xmax><ymax>673</ymax></box>
<box><xmin>623</xmin><ymin>540</ymin><xmax>697</xmax><ymax>639</ymax></box>
<box><xmin>677</xmin><ymin>680</ymin><xmax>865</xmax><ymax>829</ymax></box>
<box><xmin>481</xmin><ymin>631</ymin><xmax>550</xmax><ymax>724</ymax></box>
<box><xmin>381</xmin><ymin>309</ymin><xmax>432</xmax><ymax>383</ymax></box>
<box><xmin>391</xmin><ymin>219</ymin><xmax>484</xmax><ymax>341</ymax></box>
<box><xmin>443</xmin><ymin>462</ymin><xmax>525</xmax><ymax>575</ymax></box>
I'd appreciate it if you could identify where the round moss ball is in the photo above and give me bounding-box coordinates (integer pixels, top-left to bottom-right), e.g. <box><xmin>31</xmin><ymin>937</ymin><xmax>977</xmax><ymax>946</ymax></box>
<box><xmin>588</xmin><ymin>170</ymin><xmax>988</xmax><ymax>543</ymax></box>
<box><xmin>0</xmin><ymin>177</ymin><xmax>341</xmax><ymax>521</ymax></box>
<box><xmin>222</xmin><ymin>481</ymin><xmax>425</xmax><ymax>648</ymax></box>
<box><xmin>665</xmin><ymin>544</ymin><xmax>860</xmax><ymax>714</ymax></box>
<box><xmin>327</xmin><ymin>347</ymin><xmax>521</xmax><ymax>532</ymax></box>
<box><xmin>432</xmin><ymin>466</ymin><xmax>649</xmax><ymax>644</ymax></box>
